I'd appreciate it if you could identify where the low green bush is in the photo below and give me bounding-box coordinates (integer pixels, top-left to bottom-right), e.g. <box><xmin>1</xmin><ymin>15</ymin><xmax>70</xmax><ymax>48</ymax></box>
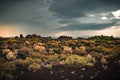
<box><xmin>65</xmin><ymin>55</ymin><xmax>94</xmax><ymax>68</ymax></box>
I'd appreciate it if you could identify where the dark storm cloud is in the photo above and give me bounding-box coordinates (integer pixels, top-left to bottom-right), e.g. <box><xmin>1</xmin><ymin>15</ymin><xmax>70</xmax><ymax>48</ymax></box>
<box><xmin>49</xmin><ymin>0</ymin><xmax>120</xmax><ymax>31</ymax></box>
<box><xmin>49</xmin><ymin>0</ymin><xmax>120</xmax><ymax>18</ymax></box>
<box><xmin>0</xmin><ymin>0</ymin><xmax>55</xmax><ymax>27</ymax></box>
<box><xmin>0</xmin><ymin>0</ymin><xmax>28</xmax><ymax>8</ymax></box>
<box><xmin>0</xmin><ymin>0</ymin><xmax>120</xmax><ymax>37</ymax></box>
<box><xmin>56</xmin><ymin>22</ymin><xmax>115</xmax><ymax>31</ymax></box>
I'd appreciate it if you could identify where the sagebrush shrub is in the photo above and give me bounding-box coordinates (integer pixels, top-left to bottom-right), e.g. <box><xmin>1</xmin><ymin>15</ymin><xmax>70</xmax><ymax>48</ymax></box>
<box><xmin>28</xmin><ymin>63</ymin><xmax>41</xmax><ymax>72</ymax></box>
<box><xmin>65</xmin><ymin>55</ymin><xmax>94</xmax><ymax>68</ymax></box>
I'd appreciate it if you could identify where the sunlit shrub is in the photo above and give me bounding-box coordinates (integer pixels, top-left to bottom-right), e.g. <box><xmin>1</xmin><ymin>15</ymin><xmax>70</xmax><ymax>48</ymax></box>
<box><xmin>25</xmin><ymin>40</ymin><xmax>30</xmax><ymax>44</ymax></box>
<box><xmin>32</xmin><ymin>38</ymin><xmax>41</xmax><ymax>43</ymax></box>
<box><xmin>15</xmin><ymin>59</ymin><xmax>28</xmax><ymax>66</ymax></box>
<box><xmin>6</xmin><ymin>38</ymin><xmax>17</xmax><ymax>43</ymax></box>
<box><xmin>28</xmin><ymin>52</ymin><xmax>41</xmax><ymax>58</ymax></box>
<box><xmin>63</xmin><ymin>46</ymin><xmax>73</xmax><ymax>53</ymax></box>
<box><xmin>97</xmin><ymin>46</ymin><xmax>113</xmax><ymax>54</ymax></box>
<box><xmin>6</xmin><ymin>51</ymin><xmax>16</xmax><ymax>60</ymax></box>
<box><xmin>28</xmin><ymin>63</ymin><xmax>41</xmax><ymax>72</ymax></box>
<box><xmin>33</xmin><ymin>43</ymin><xmax>46</xmax><ymax>53</ymax></box>
<box><xmin>100</xmin><ymin>57</ymin><xmax>107</xmax><ymax>65</ymax></box>
<box><xmin>65</xmin><ymin>55</ymin><xmax>94</xmax><ymax>68</ymax></box>
<box><xmin>74</xmin><ymin>46</ymin><xmax>86</xmax><ymax>55</ymax></box>
<box><xmin>2</xmin><ymin>49</ymin><xmax>10</xmax><ymax>56</ymax></box>
<box><xmin>48</xmin><ymin>48</ymin><xmax>55</xmax><ymax>54</ymax></box>
<box><xmin>42</xmin><ymin>54</ymin><xmax>60</xmax><ymax>65</ymax></box>
<box><xmin>59</xmin><ymin>54</ymin><xmax>68</xmax><ymax>60</ymax></box>
<box><xmin>25</xmin><ymin>57</ymin><xmax>42</xmax><ymax>64</ymax></box>
<box><xmin>14</xmin><ymin>57</ymin><xmax>42</xmax><ymax>68</ymax></box>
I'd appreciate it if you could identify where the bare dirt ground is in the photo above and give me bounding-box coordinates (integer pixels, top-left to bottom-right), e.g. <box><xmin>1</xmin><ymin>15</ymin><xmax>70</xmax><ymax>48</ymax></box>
<box><xmin>13</xmin><ymin>60</ymin><xmax>120</xmax><ymax>80</ymax></box>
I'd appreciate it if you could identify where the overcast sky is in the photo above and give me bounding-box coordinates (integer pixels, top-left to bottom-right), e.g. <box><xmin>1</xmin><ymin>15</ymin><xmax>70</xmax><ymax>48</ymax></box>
<box><xmin>0</xmin><ymin>0</ymin><xmax>120</xmax><ymax>37</ymax></box>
